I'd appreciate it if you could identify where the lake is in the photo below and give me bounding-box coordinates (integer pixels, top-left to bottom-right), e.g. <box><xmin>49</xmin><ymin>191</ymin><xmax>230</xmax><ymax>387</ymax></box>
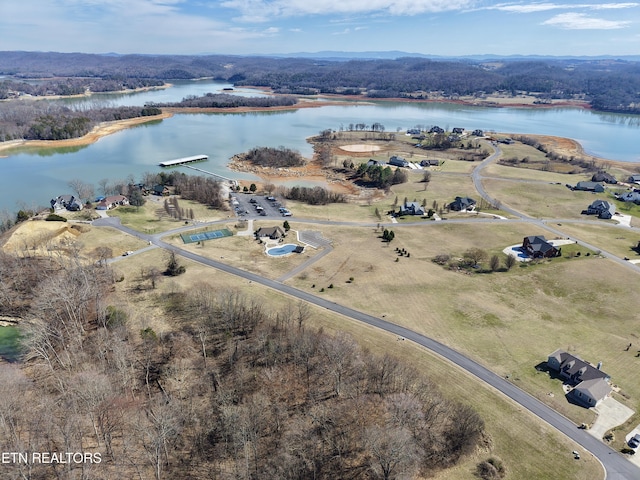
<box><xmin>1</xmin><ymin>80</ymin><xmax>639</xmax><ymax>213</ymax></box>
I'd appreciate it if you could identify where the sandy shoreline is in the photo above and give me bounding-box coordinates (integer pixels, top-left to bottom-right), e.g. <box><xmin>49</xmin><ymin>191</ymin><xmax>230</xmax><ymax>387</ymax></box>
<box><xmin>0</xmin><ymin>112</ymin><xmax>173</xmax><ymax>155</ymax></box>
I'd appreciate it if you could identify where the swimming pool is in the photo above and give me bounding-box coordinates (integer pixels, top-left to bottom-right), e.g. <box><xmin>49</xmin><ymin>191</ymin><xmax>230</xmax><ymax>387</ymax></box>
<box><xmin>266</xmin><ymin>244</ymin><xmax>300</xmax><ymax>256</ymax></box>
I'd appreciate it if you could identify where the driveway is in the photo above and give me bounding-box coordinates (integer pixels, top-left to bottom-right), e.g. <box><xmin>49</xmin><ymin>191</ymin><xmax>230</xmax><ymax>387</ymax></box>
<box><xmin>589</xmin><ymin>396</ymin><xmax>634</xmax><ymax>440</ymax></box>
<box><xmin>625</xmin><ymin>427</ymin><xmax>640</xmax><ymax>467</ymax></box>
<box><xmin>614</xmin><ymin>213</ymin><xmax>632</xmax><ymax>227</ymax></box>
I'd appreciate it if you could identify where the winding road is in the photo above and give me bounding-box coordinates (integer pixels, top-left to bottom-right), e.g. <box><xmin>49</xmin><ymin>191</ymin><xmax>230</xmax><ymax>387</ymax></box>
<box><xmin>94</xmin><ymin>142</ymin><xmax>640</xmax><ymax>479</ymax></box>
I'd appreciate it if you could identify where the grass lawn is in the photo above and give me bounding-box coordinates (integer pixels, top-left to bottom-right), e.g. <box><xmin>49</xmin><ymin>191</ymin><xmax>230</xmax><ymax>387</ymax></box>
<box><xmin>112</xmin><ymin>242</ymin><xmax>603</xmax><ymax>480</ymax></box>
<box><xmin>482</xmin><ymin>178</ymin><xmax>612</xmax><ymax>219</ymax></box>
<box><xmin>107</xmin><ymin>198</ymin><xmax>227</xmax><ymax>233</ymax></box>
<box><xmin>281</xmin><ymin>222</ymin><xmax>640</xmax><ymax>429</ymax></box>
<box><xmin>551</xmin><ymin>223</ymin><xmax>640</xmax><ymax>259</ymax></box>
<box><xmin>484</xmin><ymin>163</ymin><xmax>586</xmax><ymax>184</ymax></box>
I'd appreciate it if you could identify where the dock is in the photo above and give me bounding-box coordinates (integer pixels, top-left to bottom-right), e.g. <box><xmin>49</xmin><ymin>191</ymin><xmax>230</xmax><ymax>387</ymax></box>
<box><xmin>159</xmin><ymin>154</ymin><xmax>208</xmax><ymax>167</ymax></box>
<box><xmin>183</xmin><ymin>165</ymin><xmax>238</xmax><ymax>186</ymax></box>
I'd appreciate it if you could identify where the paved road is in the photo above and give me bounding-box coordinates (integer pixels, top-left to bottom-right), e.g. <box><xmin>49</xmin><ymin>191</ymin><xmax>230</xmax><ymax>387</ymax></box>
<box><xmin>92</xmin><ymin>213</ymin><xmax>640</xmax><ymax>479</ymax></box>
<box><xmin>92</xmin><ymin>147</ymin><xmax>640</xmax><ymax>479</ymax></box>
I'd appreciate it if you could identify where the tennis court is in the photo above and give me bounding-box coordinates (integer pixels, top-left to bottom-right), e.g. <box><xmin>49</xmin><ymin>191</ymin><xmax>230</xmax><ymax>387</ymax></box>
<box><xmin>181</xmin><ymin>228</ymin><xmax>232</xmax><ymax>244</ymax></box>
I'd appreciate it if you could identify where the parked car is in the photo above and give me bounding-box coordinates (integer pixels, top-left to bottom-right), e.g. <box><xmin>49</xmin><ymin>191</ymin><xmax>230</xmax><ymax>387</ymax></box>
<box><xmin>282</xmin><ymin>211</ymin><xmax>292</xmax><ymax>217</ymax></box>
<box><xmin>629</xmin><ymin>434</ymin><xmax>640</xmax><ymax>448</ymax></box>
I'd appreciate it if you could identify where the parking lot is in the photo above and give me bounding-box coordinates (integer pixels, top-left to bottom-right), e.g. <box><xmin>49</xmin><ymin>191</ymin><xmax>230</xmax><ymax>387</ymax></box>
<box><xmin>230</xmin><ymin>193</ymin><xmax>292</xmax><ymax>219</ymax></box>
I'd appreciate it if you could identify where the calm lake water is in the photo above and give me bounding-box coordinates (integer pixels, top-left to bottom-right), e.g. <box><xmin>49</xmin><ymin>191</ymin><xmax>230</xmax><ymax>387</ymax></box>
<box><xmin>1</xmin><ymin>80</ymin><xmax>639</xmax><ymax>213</ymax></box>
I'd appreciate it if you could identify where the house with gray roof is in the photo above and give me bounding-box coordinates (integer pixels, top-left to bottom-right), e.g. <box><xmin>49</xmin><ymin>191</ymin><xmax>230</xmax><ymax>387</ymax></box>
<box><xmin>617</xmin><ymin>191</ymin><xmax>640</xmax><ymax>204</ymax></box>
<box><xmin>388</xmin><ymin>156</ymin><xmax>409</xmax><ymax>168</ymax></box>
<box><xmin>255</xmin><ymin>226</ymin><xmax>285</xmax><ymax>240</ymax></box>
<box><xmin>50</xmin><ymin>194</ymin><xmax>83</xmax><ymax>211</ymax></box>
<box><xmin>522</xmin><ymin>235</ymin><xmax>559</xmax><ymax>258</ymax></box>
<box><xmin>591</xmin><ymin>171</ymin><xmax>617</xmax><ymax>184</ymax></box>
<box><xmin>627</xmin><ymin>175</ymin><xmax>640</xmax><ymax>184</ymax></box>
<box><xmin>449</xmin><ymin>196</ymin><xmax>476</xmax><ymax>211</ymax></box>
<box><xmin>399</xmin><ymin>201</ymin><xmax>425</xmax><ymax>216</ymax></box>
<box><xmin>366</xmin><ymin>159</ymin><xmax>386</xmax><ymax>167</ymax></box>
<box><xmin>570</xmin><ymin>378</ymin><xmax>612</xmax><ymax>408</ymax></box>
<box><xmin>547</xmin><ymin>349</ymin><xmax>611</xmax><ymax>407</ymax></box>
<box><xmin>584</xmin><ymin>199</ymin><xmax>616</xmax><ymax>219</ymax></box>
<box><xmin>574</xmin><ymin>181</ymin><xmax>604</xmax><ymax>193</ymax></box>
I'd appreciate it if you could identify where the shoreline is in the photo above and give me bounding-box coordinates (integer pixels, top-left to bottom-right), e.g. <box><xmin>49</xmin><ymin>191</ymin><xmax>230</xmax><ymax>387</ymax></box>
<box><xmin>0</xmin><ymin>112</ymin><xmax>173</xmax><ymax>156</ymax></box>
<box><xmin>0</xmin><ymin>96</ymin><xmax>638</xmax><ymax>170</ymax></box>
<box><xmin>5</xmin><ymin>83</ymin><xmax>173</xmax><ymax>103</ymax></box>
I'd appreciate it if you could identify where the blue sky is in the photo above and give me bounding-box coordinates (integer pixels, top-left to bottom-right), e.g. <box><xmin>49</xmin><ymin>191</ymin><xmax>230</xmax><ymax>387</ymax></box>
<box><xmin>1</xmin><ymin>1</ymin><xmax>639</xmax><ymax>56</ymax></box>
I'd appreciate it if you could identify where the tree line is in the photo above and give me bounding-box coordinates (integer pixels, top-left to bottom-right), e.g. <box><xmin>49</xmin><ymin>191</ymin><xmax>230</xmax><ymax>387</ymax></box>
<box><xmin>2</xmin><ymin>51</ymin><xmax>640</xmax><ymax>113</ymax></box>
<box><xmin>0</xmin><ymin>249</ymin><xmax>486</xmax><ymax>479</ymax></box>
<box><xmin>278</xmin><ymin>185</ymin><xmax>346</xmax><ymax>205</ymax></box>
<box><xmin>353</xmin><ymin>164</ymin><xmax>409</xmax><ymax>190</ymax></box>
<box><xmin>239</xmin><ymin>146</ymin><xmax>306</xmax><ymax>168</ymax></box>
<box><xmin>0</xmin><ymin>102</ymin><xmax>161</xmax><ymax>141</ymax></box>
<box><xmin>0</xmin><ymin>77</ymin><xmax>164</xmax><ymax>99</ymax></box>
<box><xmin>150</xmin><ymin>92</ymin><xmax>297</xmax><ymax>109</ymax></box>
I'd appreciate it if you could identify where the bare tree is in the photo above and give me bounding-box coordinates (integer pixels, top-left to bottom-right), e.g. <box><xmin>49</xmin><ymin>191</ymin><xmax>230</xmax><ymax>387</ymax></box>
<box><xmin>68</xmin><ymin>178</ymin><xmax>94</xmax><ymax>202</ymax></box>
<box><xmin>505</xmin><ymin>253</ymin><xmax>517</xmax><ymax>270</ymax></box>
<box><xmin>296</xmin><ymin>301</ymin><xmax>312</xmax><ymax>330</ymax></box>
<box><xmin>320</xmin><ymin>333</ymin><xmax>357</xmax><ymax>397</ymax></box>
<box><xmin>463</xmin><ymin>247</ymin><xmax>488</xmax><ymax>268</ymax></box>
<box><xmin>365</xmin><ymin>424</ymin><xmax>420</xmax><ymax>480</ymax></box>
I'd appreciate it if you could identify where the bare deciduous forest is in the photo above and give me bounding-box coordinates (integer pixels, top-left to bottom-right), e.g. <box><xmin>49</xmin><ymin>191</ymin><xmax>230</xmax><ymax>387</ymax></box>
<box><xmin>0</xmin><ymin>252</ymin><xmax>484</xmax><ymax>479</ymax></box>
<box><xmin>0</xmin><ymin>103</ymin><xmax>162</xmax><ymax>141</ymax></box>
<box><xmin>2</xmin><ymin>51</ymin><xmax>640</xmax><ymax>113</ymax></box>
<box><xmin>150</xmin><ymin>93</ymin><xmax>298</xmax><ymax>109</ymax></box>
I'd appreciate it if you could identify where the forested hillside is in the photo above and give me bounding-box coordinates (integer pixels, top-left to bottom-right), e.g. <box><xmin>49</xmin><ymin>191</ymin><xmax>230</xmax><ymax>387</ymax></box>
<box><xmin>0</xmin><ymin>251</ymin><xmax>485</xmax><ymax>479</ymax></box>
<box><xmin>1</xmin><ymin>52</ymin><xmax>640</xmax><ymax>113</ymax></box>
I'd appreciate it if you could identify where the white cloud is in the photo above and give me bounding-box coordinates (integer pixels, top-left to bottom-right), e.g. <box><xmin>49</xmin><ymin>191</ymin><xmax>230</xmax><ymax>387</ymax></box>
<box><xmin>0</xmin><ymin>0</ymin><xmax>275</xmax><ymax>53</ymax></box>
<box><xmin>221</xmin><ymin>0</ymin><xmax>474</xmax><ymax>21</ymax></box>
<box><xmin>489</xmin><ymin>2</ymin><xmax>639</xmax><ymax>13</ymax></box>
<box><xmin>542</xmin><ymin>12</ymin><xmax>631</xmax><ymax>29</ymax></box>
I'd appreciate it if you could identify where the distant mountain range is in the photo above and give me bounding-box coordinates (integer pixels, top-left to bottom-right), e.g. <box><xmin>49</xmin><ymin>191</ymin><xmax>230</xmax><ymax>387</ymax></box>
<box><xmin>252</xmin><ymin>50</ymin><xmax>640</xmax><ymax>62</ymax></box>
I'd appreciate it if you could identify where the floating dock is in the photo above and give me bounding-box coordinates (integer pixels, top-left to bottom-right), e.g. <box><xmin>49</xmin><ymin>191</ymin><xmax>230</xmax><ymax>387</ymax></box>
<box><xmin>159</xmin><ymin>154</ymin><xmax>208</xmax><ymax>167</ymax></box>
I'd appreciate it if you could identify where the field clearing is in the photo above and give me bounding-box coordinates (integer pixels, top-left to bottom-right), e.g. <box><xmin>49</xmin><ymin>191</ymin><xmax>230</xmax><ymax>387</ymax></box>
<box><xmin>113</xmin><ymin>243</ymin><xmax>602</xmax><ymax>480</ymax></box>
<box><xmin>0</xmin><ymin>220</ymin><xmax>148</xmax><ymax>260</ymax></box>
<box><xmin>283</xmin><ymin>222</ymin><xmax>640</xmax><ymax>426</ymax></box>
<box><xmin>108</xmin><ymin>198</ymin><xmax>227</xmax><ymax>233</ymax></box>
<box><xmin>484</xmin><ymin>162</ymin><xmax>586</xmax><ymax>183</ymax></box>
<box><xmin>482</xmin><ymin>178</ymin><xmax>611</xmax><ymax>219</ymax></box>
<box><xmin>498</xmin><ymin>141</ymin><xmax>550</xmax><ymax>163</ymax></box>
<box><xmin>391</xmin><ymin>171</ymin><xmax>477</xmax><ymax>208</ymax></box>
<box><xmin>551</xmin><ymin>223</ymin><xmax>640</xmax><ymax>259</ymax></box>
<box><xmin>281</xmin><ymin>197</ymin><xmax>386</xmax><ymax>222</ymax></box>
